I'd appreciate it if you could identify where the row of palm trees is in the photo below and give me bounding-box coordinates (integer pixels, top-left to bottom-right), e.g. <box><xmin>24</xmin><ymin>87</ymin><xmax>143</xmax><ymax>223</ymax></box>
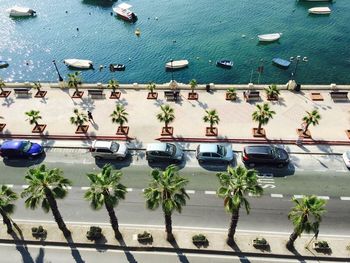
<box><xmin>0</xmin><ymin>164</ymin><xmax>327</xmax><ymax>249</ymax></box>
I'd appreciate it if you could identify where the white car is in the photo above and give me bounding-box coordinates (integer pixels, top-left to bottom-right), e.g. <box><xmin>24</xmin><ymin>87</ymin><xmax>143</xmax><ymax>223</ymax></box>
<box><xmin>90</xmin><ymin>140</ymin><xmax>128</xmax><ymax>160</ymax></box>
<box><xmin>342</xmin><ymin>151</ymin><xmax>350</xmax><ymax>169</ymax></box>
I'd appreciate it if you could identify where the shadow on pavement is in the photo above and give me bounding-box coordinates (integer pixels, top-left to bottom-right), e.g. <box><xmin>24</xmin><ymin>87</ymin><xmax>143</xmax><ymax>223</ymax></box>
<box><xmin>117</xmin><ymin>237</ymin><xmax>138</xmax><ymax>263</ymax></box>
<box><xmin>95</xmin><ymin>154</ymin><xmax>133</xmax><ymax>169</ymax></box>
<box><xmin>64</xmin><ymin>235</ymin><xmax>86</xmax><ymax>263</ymax></box>
<box><xmin>147</xmin><ymin>160</ymin><xmax>185</xmax><ymax>171</ymax></box>
<box><xmin>3</xmin><ymin>153</ymin><xmax>46</xmax><ymax>167</ymax></box>
<box><xmin>170</xmin><ymin>239</ymin><xmax>190</xmax><ymax>263</ymax></box>
<box><xmin>228</xmin><ymin>241</ymin><xmax>251</xmax><ymax>263</ymax></box>
<box><xmin>10</xmin><ymin>229</ymin><xmax>35</xmax><ymax>263</ymax></box>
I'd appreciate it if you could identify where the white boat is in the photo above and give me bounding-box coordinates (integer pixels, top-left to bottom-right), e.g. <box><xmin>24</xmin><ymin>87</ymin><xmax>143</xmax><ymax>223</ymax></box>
<box><xmin>258</xmin><ymin>33</ymin><xmax>282</xmax><ymax>42</ymax></box>
<box><xmin>7</xmin><ymin>6</ymin><xmax>36</xmax><ymax>17</ymax></box>
<box><xmin>165</xmin><ymin>60</ymin><xmax>189</xmax><ymax>69</ymax></box>
<box><xmin>113</xmin><ymin>3</ymin><xmax>137</xmax><ymax>21</ymax></box>
<box><xmin>64</xmin><ymin>59</ymin><xmax>93</xmax><ymax>69</ymax></box>
<box><xmin>308</xmin><ymin>7</ymin><xmax>331</xmax><ymax>14</ymax></box>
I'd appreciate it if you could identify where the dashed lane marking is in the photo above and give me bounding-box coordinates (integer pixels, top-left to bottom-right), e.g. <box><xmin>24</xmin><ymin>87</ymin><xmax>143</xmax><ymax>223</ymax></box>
<box><xmin>293</xmin><ymin>195</ymin><xmax>304</xmax><ymax>199</ymax></box>
<box><xmin>340</xmin><ymin>197</ymin><xmax>350</xmax><ymax>201</ymax></box>
<box><xmin>204</xmin><ymin>191</ymin><xmax>216</xmax><ymax>195</ymax></box>
<box><xmin>317</xmin><ymin>196</ymin><xmax>330</xmax><ymax>200</ymax></box>
<box><xmin>126</xmin><ymin>188</ymin><xmax>133</xmax><ymax>192</ymax></box>
<box><xmin>271</xmin><ymin>194</ymin><xmax>283</xmax><ymax>198</ymax></box>
<box><xmin>81</xmin><ymin>187</ymin><xmax>90</xmax><ymax>190</ymax></box>
<box><xmin>5</xmin><ymin>184</ymin><xmax>14</xmax><ymax>188</ymax></box>
<box><xmin>22</xmin><ymin>185</ymin><xmax>29</xmax><ymax>188</ymax></box>
<box><xmin>186</xmin><ymin>190</ymin><xmax>195</xmax><ymax>194</ymax></box>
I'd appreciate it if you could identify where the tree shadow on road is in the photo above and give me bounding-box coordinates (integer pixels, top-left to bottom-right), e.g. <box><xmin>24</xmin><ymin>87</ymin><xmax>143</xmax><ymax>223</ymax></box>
<box><xmin>10</xmin><ymin>228</ymin><xmax>35</xmax><ymax>263</ymax></box>
<box><xmin>228</xmin><ymin>241</ymin><xmax>251</xmax><ymax>263</ymax></box>
<box><xmin>287</xmin><ymin>245</ymin><xmax>307</xmax><ymax>263</ymax></box>
<box><xmin>64</xmin><ymin>234</ymin><xmax>86</xmax><ymax>263</ymax></box>
<box><xmin>117</xmin><ymin>236</ymin><xmax>138</xmax><ymax>263</ymax></box>
<box><xmin>169</xmin><ymin>239</ymin><xmax>190</xmax><ymax>263</ymax></box>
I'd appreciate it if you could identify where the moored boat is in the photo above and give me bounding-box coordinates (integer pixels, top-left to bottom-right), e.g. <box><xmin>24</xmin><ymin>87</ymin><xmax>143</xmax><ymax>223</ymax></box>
<box><xmin>64</xmin><ymin>59</ymin><xmax>93</xmax><ymax>69</ymax></box>
<box><xmin>113</xmin><ymin>3</ymin><xmax>137</xmax><ymax>21</ymax></box>
<box><xmin>165</xmin><ymin>60</ymin><xmax>189</xmax><ymax>69</ymax></box>
<box><xmin>258</xmin><ymin>33</ymin><xmax>282</xmax><ymax>42</ymax></box>
<box><xmin>308</xmin><ymin>7</ymin><xmax>331</xmax><ymax>14</ymax></box>
<box><xmin>272</xmin><ymin>58</ymin><xmax>291</xmax><ymax>69</ymax></box>
<box><xmin>0</xmin><ymin>61</ymin><xmax>9</xmax><ymax>69</ymax></box>
<box><xmin>109</xmin><ymin>64</ymin><xmax>126</xmax><ymax>72</ymax></box>
<box><xmin>216</xmin><ymin>60</ymin><xmax>233</xmax><ymax>68</ymax></box>
<box><xmin>7</xmin><ymin>6</ymin><xmax>36</xmax><ymax>17</ymax></box>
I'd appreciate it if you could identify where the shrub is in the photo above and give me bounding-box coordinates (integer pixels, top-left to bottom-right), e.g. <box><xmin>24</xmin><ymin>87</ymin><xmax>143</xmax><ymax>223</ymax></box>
<box><xmin>86</xmin><ymin>226</ymin><xmax>102</xmax><ymax>241</ymax></box>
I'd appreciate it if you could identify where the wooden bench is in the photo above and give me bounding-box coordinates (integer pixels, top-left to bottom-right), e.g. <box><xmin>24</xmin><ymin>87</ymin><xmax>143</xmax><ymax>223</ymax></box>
<box><xmin>88</xmin><ymin>89</ymin><xmax>104</xmax><ymax>99</ymax></box>
<box><xmin>330</xmin><ymin>91</ymin><xmax>348</xmax><ymax>101</ymax></box>
<box><xmin>244</xmin><ymin>91</ymin><xmax>260</xmax><ymax>101</ymax></box>
<box><xmin>14</xmin><ymin>88</ymin><xmax>31</xmax><ymax>97</ymax></box>
<box><xmin>164</xmin><ymin>91</ymin><xmax>180</xmax><ymax>102</ymax></box>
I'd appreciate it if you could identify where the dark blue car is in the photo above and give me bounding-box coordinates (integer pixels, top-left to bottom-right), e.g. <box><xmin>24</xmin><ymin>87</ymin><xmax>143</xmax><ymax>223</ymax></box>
<box><xmin>0</xmin><ymin>140</ymin><xmax>43</xmax><ymax>159</ymax></box>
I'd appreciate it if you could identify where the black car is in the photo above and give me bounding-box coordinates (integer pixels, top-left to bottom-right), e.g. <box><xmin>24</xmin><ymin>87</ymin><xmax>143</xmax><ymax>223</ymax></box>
<box><xmin>242</xmin><ymin>145</ymin><xmax>289</xmax><ymax>167</ymax></box>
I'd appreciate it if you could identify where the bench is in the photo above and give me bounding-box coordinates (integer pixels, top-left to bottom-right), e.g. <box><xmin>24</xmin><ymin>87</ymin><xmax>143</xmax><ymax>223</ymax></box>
<box><xmin>244</xmin><ymin>91</ymin><xmax>260</xmax><ymax>101</ymax></box>
<box><xmin>88</xmin><ymin>89</ymin><xmax>104</xmax><ymax>99</ymax></box>
<box><xmin>330</xmin><ymin>91</ymin><xmax>348</xmax><ymax>101</ymax></box>
<box><xmin>164</xmin><ymin>90</ymin><xmax>180</xmax><ymax>102</ymax></box>
<box><xmin>14</xmin><ymin>88</ymin><xmax>31</xmax><ymax>97</ymax></box>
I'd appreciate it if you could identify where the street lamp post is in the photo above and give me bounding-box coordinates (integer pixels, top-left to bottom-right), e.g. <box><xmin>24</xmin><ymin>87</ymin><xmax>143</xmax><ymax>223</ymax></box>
<box><xmin>170</xmin><ymin>59</ymin><xmax>174</xmax><ymax>82</ymax></box>
<box><xmin>290</xmin><ymin>55</ymin><xmax>308</xmax><ymax>81</ymax></box>
<box><xmin>52</xmin><ymin>60</ymin><xmax>63</xmax><ymax>82</ymax></box>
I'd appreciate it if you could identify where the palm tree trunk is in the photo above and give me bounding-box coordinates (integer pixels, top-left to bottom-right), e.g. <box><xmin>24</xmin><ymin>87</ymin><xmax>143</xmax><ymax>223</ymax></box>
<box><xmin>164</xmin><ymin>213</ymin><xmax>174</xmax><ymax>242</ymax></box>
<box><xmin>104</xmin><ymin>200</ymin><xmax>122</xmax><ymax>240</ymax></box>
<box><xmin>303</xmin><ymin>123</ymin><xmax>310</xmax><ymax>134</ymax></box>
<box><xmin>257</xmin><ymin>122</ymin><xmax>262</xmax><ymax>133</ymax></box>
<box><xmin>286</xmin><ymin>229</ymin><xmax>299</xmax><ymax>249</ymax></box>
<box><xmin>0</xmin><ymin>208</ymin><xmax>13</xmax><ymax>234</ymax></box>
<box><xmin>227</xmin><ymin>208</ymin><xmax>239</xmax><ymax>245</ymax></box>
<box><xmin>165</xmin><ymin>122</ymin><xmax>168</xmax><ymax>130</ymax></box>
<box><xmin>44</xmin><ymin>188</ymin><xmax>71</xmax><ymax>238</ymax></box>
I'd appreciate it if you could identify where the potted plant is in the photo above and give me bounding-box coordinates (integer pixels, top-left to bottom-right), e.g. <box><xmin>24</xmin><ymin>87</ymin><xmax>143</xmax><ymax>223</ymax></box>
<box><xmin>107</xmin><ymin>79</ymin><xmax>121</xmax><ymax>99</ymax></box>
<box><xmin>226</xmin><ymin>88</ymin><xmax>237</xmax><ymax>101</ymax></box>
<box><xmin>252</xmin><ymin>103</ymin><xmax>275</xmax><ymax>137</ymax></box>
<box><xmin>137</xmin><ymin>231</ymin><xmax>153</xmax><ymax>244</ymax></box>
<box><xmin>264</xmin><ymin>84</ymin><xmax>280</xmax><ymax>101</ymax></box>
<box><xmin>67</xmin><ymin>71</ymin><xmax>83</xmax><ymax>98</ymax></box>
<box><xmin>25</xmin><ymin>110</ymin><xmax>46</xmax><ymax>133</ymax></box>
<box><xmin>31</xmin><ymin>225</ymin><xmax>47</xmax><ymax>239</ymax></box>
<box><xmin>298</xmin><ymin>109</ymin><xmax>321</xmax><ymax>138</ymax></box>
<box><xmin>188</xmin><ymin>79</ymin><xmax>198</xmax><ymax>100</ymax></box>
<box><xmin>192</xmin><ymin>234</ymin><xmax>209</xmax><ymax>247</ymax></box>
<box><xmin>147</xmin><ymin>82</ymin><xmax>158</xmax><ymax>99</ymax></box>
<box><xmin>203</xmin><ymin>109</ymin><xmax>220</xmax><ymax>136</ymax></box>
<box><xmin>70</xmin><ymin>108</ymin><xmax>89</xmax><ymax>133</ymax></box>
<box><xmin>313</xmin><ymin>240</ymin><xmax>331</xmax><ymax>253</ymax></box>
<box><xmin>32</xmin><ymin>82</ymin><xmax>47</xmax><ymax>98</ymax></box>
<box><xmin>86</xmin><ymin>226</ymin><xmax>103</xmax><ymax>241</ymax></box>
<box><xmin>0</xmin><ymin>78</ymin><xmax>11</xmax><ymax>98</ymax></box>
<box><xmin>253</xmin><ymin>237</ymin><xmax>269</xmax><ymax>249</ymax></box>
<box><xmin>111</xmin><ymin>104</ymin><xmax>129</xmax><ymax>135</ymax></box>
<box><xmin>156</xmin><ymin>104</ymin><xmax>175</xmax><ymax>136</ymax></box>
<box><xmin>0</xmin><ymin>116</ymin><xmax>6</xmax><ymax>132</ymax></box>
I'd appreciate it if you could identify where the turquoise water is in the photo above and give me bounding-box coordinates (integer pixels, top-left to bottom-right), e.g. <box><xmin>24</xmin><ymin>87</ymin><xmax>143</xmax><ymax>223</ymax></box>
<box><xmin>0</xmin><ymin>0</ymin><xmax>349</xmax><ymax>84</ymax></box>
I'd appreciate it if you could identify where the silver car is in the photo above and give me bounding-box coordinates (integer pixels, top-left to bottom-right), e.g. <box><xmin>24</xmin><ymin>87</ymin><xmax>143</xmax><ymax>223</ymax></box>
<box><xmin>146</xmin><ymin>143</ymin><xmax>183</xmax><ymax>163</ymax></box>
<box><xmin>196</xmin><ymin>143</ymin><xmax>234</xmax><ymax>164</ymax></box>
<box><xmin>90</xmin><ymin>140</ymin><xmax>128</xmax><ymax>160</ymax></box>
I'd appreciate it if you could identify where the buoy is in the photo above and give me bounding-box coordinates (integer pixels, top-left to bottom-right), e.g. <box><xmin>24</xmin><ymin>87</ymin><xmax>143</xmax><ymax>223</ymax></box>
<box><xmin>128</xmin><ymin>58</ymin><xmax>131</xmax><ymax>61</ymax></box>
<box><xmin>209</xmin><ymin>60</ymin><xmax>211</xmax><ymax>63</ymax></box>
<box><xmin>135</xmin><ymin>28</ymin><xmax>141</xmax><ymax>36</ymax></box>
<box><xmin>110</xmin><ymin>12</ymin><xmax>113</xmax><ymax>16</ymax></box>
<box><xmin>65</xmin><ymin>11</ymin><xmax>68</xmax><ymax>14</ymax></box>
<box><xmin>76</xmin><ymin>28</ymin><xmax>79</xmax><ymax>31</ymax></box>
<box><xmin>242</xmin><ymin>34</ymin><xmax>246</xmax><ymax>38</ymax></box>
<box><xmin>99</xmin><ymin>65</ymin><xmax>104</xmax><ymax>71</ymax></box>
<box><xmin>173</xmin><ymin>40</ymin><xmax>176</xmax><ymax>43</ymax></box>
<box><xmin>155</xmin><ymin>17</ymin><xmax>158</xmax><ymax>20</ymax></box>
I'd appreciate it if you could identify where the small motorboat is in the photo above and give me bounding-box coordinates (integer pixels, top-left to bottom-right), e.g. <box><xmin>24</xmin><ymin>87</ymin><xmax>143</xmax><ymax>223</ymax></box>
<box><xmin>308</xmin><ymin>7</ymin><xmax>331</xmax><ymax>15</ymax></box>
<box><xmin>258</xmin><ymin>33</ymin><xmax>282</xmax><ymax>42</ymax></box>
<box><xmin>109</xmin><ymin>64</ymin><xmax>126</xmax><ymax>72</ymax></box>
<box><xmin>113</xmin><ymin>3</ymin><xmax>137</xmax><ymax>21</ymax></box>
<box><xmin>216</xmin><ymin>60</ymin><xmax>233</xmax><ymax>68</ymax></box>
<box><xmin>272</xmin><ymin>58</ymin><xmax>291</xmax><ymax>69</ymax></box>
<box><xmin>64</xmin><ymin>59</ymin><xmax>93</xmax><ymax>69</ymax></box>
<box><xmin>165</xmin><ymin>60</ymin><xmax>189</xmax><ymax>69</ymax></box>
<box><xmin>0</xmin><ymin>61</ymin><xmax>9</xmax><ymax>69</ymax></box>
<box><xmin>7</xmin><ymin>6</ymin><xmax>36</xmax><ymax>17</ymax></box>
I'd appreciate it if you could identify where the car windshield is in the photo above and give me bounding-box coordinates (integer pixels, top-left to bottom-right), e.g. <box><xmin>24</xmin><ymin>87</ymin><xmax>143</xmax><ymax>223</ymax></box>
<box><xmin>110</xmin><ymin>142</ymin><xmax>120</xmax><ymax>152</ymax></box>
<box><xmin>166</xmin><ymin>143</ymin><xmax>176</xmax><ymax>155</ymax></box>
<box><xmin>217</xmin><ymin>145</ymin><xmax>226</xmax><ymax>156</ymax></box>
<box><xmin>347</xmin><ymin>151</ymin><xmax>350</xmax><ymax>159</ymax></box>
<box><xmin>271</xmin><ymin>147</ymin><xmax>278</xmax><ymax>157</ymax></box>
<box><xmin>21</xmin><ymin>141</ymin><xmax>32</xmax><ymax>152</ymax></box>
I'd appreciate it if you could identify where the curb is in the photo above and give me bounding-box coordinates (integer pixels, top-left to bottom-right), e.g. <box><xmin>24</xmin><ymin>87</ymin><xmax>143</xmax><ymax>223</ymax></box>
<box><xmin>0</xmin><ymin>134</ymin><xmax>133</xmax><ymax>141</ymax></box>
<box><xmin>0</xmin><ymin>238</ymin><xmax>348</xmax><ymax>262</ymax></box>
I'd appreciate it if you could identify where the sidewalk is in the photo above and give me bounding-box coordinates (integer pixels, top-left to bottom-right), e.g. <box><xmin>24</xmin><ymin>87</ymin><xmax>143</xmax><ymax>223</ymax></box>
<box><xmin>1</xmin><ymin>222</ymin><xmax>349</xmax><ymax>261</ymax></box>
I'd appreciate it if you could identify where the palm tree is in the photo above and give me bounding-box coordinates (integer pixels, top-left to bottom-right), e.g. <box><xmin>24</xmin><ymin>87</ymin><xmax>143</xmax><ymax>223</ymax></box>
<box><xmin>157</xmin><ymin>104</ymin><xmax>175</xmax><ymax>130</ymax></box>
<box><xmin>286</xmin><ymin>195</ymin><xmax>327</xmax><ymax>249</ymax></box>
<box><xmin>25</xmin><ymin>110</ymin><xmax>42</xmax><ymax>127</ymax></box>
<box><xmin>70</xmin><ymin>108</ymin><xmax>88</xmax><ymax>128</ymax></box>
<box><xmin>84</xmin><ymin>164</ymin><xmax>127</xmax><ymax>239</ymax></box>
<box><xmin>0</xmin><ymin>185</ymin><xmax>18</xmax><ymax>234</ymax></box>
<box><xmin>21</xmin><ymin>165</ymin><xmax>72</xmax><ymax>237</ymax></box>
<box><xmin>189</xmin><ymin>79</ymin><xmax>197</xmax><ymax>94</ymax></box>
<box><xmin>110</xmin><ymin>104</ymin><xmax>128</xmax><ymax>131</ymax></box>
<box><xmin>144</xmin><ymin>165</ymin><xmax>189</xmax><ymax>242</ymax></box>
<box><xmin>32</xmin><ymin>81</ymin><xmax>42</xmax><ymax>92</ymax></box>
<box><xmin>252</xmin><ymin>103</ymin><xmax>276</xmax><ymax>134</ymax></box>
<box><xmin>264</xmin><ymin>84</ymin><xmax>280</xmax><ymax>99</ymax></box>
<box><xmin>107</xmin><ymin>79</ymin><xmax>119</xmax><ymax>93</ymax></box>
<box><xmin>226</xmin><ymin>88</ymin><xmax>237</xmax><ymax>100</ymax></box>
<box><xmin>302</xmin><ymin>110</ymin><xmax>321</xmax><ymax>135</ymax></box>
<box><xmin>203</xmin><ymin>109</ymin><xmax>220</xmax><ymax>132</ymax></box>
<box><xmin>67</xmin><ymin>71</ymin><xmax>82</xmax><ymax>93</ymax></box>
<box><xmin>217</xmin><ymin>165</ymin><xmax>263</xmax><ymax>245</ymax></box>
<box><xmin>147</xmin><ymin>82</ymin><xmax>156</xmax><ymax>94</ymax></box>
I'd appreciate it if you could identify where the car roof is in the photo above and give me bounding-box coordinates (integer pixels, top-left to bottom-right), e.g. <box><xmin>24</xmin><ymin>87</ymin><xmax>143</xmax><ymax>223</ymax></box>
<box><xmin>198</xmin><ymin>143</ymin><xmax>218</xmax><ymax>153</ymax></box>
<box><xmin>92</xmin><ymin>140</ymin><xmax>114</xmax><ymax>149</ymax></box>
<box><xmin>146</xmin><ymin>143</ymin><xmax>168</xmax><ymax>151</ymax></box>
<box><xmin>1</xmin><ymin>140</ymin><xmax>24</xmax><ymax>150</ymax></box>
<box><xmin>245</xmin><ymin>145</ymin><xmax>272</xmax><ymax>155</ymax></box>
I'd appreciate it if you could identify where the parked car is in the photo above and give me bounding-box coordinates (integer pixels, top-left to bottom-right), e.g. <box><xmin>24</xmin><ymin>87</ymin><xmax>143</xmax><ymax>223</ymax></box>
<box><xmin>242</xmin><ymin>145</ymin><xmax>289</xmax><ymax>167</ymax></box>
<box><xmin>146</xmin><ymin>143</ymin><xmax>183</xmax><ymax>163</ymax></box>
<box><xmin>0</xmin><ymin>140</ymin><xmax>43</xmax><ymax>159</ymax></box>
<box><xmin>342</xmin><ymin>151</ymin><xmax>350</xmax><ymax>169</ymax></box>
<box><xmin>196</xmin><ymin>143</ymin><xmax>233</xmax><ymax>164</ymax></box>
<box><xmin>90</xmin><ymin>140</ymin><xmax>128</xmax><ymax>160</ymax></box>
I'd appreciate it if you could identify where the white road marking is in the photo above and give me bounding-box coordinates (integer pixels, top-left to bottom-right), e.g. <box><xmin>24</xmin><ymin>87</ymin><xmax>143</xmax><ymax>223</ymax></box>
<box><xmin>81</xmin><ymin>187</ymin><xmax>90</xmax><ymax>190</ymax></box>
<box><xmin>271</xmin><ymin>194</ymin><xmax>283</xmax><ymax>198</ymax></box>
<box><xmin>5</xmin><ymin>184</ymin><xmax>14</xmax><ymax>188</ymax></box>
<box><xmin>204</xmin><ymin>191</ymin><xmax>216</xmax><ymax>195</ymax></box>
<box><xmin>126</xmin><ymin>188</ymin><xmax>133</xmax><ymax>192</ymax></box>
<box><xmin>248</xmin><ymin>193</ymin><xmax>261</xmax><ymax>197</ymax></box>
<box><xmin>22</xmin><ymin>185</ymin><xmax>29</xmax><ymax>188</ymax></box>
<box><xmin>185</xmin><ymin>190</ymin><xmax>195</xmax><ymax>194</ymax></box>
<box><xmin>63</xmin><ymin>186</ymin><xmax>72</xmax><ymax>190</ymax></box>
<box><xmin>340</xmin><ymin>197</ymin><xmax>350</xmax><ymax>201</ymax></box>
<box><xmin>293</xmin><ymin>195</ymin><xmax>304</xmax><ymax>199</ymax></box>
<box><xmin>317</xmin><ymin>196</ymin><xmax>330</xmax><ymax>200</ymax></box>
